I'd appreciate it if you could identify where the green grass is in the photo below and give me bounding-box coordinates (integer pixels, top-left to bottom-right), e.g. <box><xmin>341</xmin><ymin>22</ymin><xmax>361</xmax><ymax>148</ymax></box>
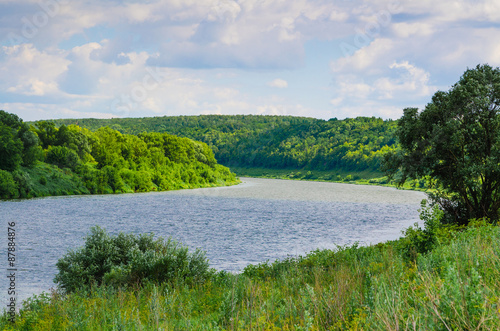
<box><xmin>20</xmin><ymin>163</ymin><xmax>90</xmax><ymax>198</ymax></box>
<box><xmin>3</xmin><ymin>218</ymin><xmax>500</xmax><ymax>330</ymax></box>
<box><xmin>230</xmin><ymin>166</ymin><xmax>384</xmax><ymax>180</ymax></box>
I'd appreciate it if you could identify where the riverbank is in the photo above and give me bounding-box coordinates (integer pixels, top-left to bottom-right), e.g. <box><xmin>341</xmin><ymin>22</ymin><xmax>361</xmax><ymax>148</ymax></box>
<box><xmin>2</xmin><ymin>217</ymin><xmax>498</xmax><ymax>330</ymax></box>
<box><xmin>0</xmin><ymin>112</ymin><xmax>241</xmax><ymax>201</ymax></box>
<box><xmin>0</xmin><ymin>162</ymin><xmax>241</xmax><ymax>200</ymax></box>
<box><xmin>230</xmin><ymin>166</ymin><xmax>429</xmax><ymax>192</ymax></box>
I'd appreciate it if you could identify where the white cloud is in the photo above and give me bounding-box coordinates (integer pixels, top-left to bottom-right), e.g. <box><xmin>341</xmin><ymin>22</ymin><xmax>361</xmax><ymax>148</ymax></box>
<box><xmin>2</xmin><ymin>0</ymin><xmax>500</xmax><ymax>122</ymax></box>
<box><xmin>391</xmin><ymin>22</ymin><xmax>434</xmax><ymax>38</ymax></box>
<box><xmin>0</xmin><ymin>44</ymin><xmax>70</xmax><ymax>96</ymax></box>
<box><xmin>333</xmin><ymin>38</ymin><xmax>395</xmax><ymax>74</ymax></box>
<box><xmin>1</xmin><ymin>0</ymin><xmax>352</xmax><ymax>69</ymax></box>
<box><xmin>374</xmin><ymin>61</ymin><xmax>436</xmax><ymax>99</ymax></box>
<box><xmin>268</xmin><ymin>79</ymin><xmax>288</xmax><ymax>88</ymax></box>
<box><xmin>329</xmin><ymin>10</ymin><xmax>348</xmax><ymax>22</ymax></box>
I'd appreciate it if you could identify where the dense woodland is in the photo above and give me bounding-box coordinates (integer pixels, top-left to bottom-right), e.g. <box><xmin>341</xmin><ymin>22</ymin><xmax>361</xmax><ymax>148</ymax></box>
<box><xmin>0</xmin><ymin>111</ymin><xmax>238</xmax><ymax>199</ymax></box>
<box><xmin>52</xmin><ymin>115</ymin><xmax>399</xmax><ymax>173</ymax></box>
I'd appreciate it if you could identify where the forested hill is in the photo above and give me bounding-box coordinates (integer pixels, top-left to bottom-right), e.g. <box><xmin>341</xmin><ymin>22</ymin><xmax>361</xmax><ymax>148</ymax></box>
<box><xmin>0</xmin><ymin>111</ymin><xmax>238</xmax><ymax>199</ymax></box>
<box><xmin>51</xmin><ymin>115</ymin><xmax>399</xmax><ymax>172</ymax></box>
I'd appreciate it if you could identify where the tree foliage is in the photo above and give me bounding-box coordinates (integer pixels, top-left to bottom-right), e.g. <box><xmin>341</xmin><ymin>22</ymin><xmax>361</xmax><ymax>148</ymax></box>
<box><xmin>388</xmin><ymin>64</ymin><xmax>500</xmax><ymax>225</ymax></box>
<box><xmin>54</xmin><ymin>226</ymin><xmax>211</xmax><ymax>293</ymax></box>
<box><xmin>50</xmin><ymin>115</ymin><xmax>399</xmax><ymax>173</ymax></box>
<box><xmin>0</xmin><ymin>110</ymin><xmax>41</xmax><ymax>171</ymax></box>
<box><xmin>0</xmin><ymin>122</ymin><xmax>23</xmax><ymax>171</ymax></box>
<box><xmin>0</xmin><ymin>111</ymin><xmax>237</xmax><ymax>199</ymax></box>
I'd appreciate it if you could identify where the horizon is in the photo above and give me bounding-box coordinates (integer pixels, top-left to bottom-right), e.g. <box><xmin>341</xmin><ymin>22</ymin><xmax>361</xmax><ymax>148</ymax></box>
<box><xmin>21</xmin><ymin>112</ymin><xmax>399</xmax><ymax>123</ymax></box>
<box><xmin>1</xmin><ymin>1</ymin><xmax>499</xmax><ymax>122</ymax></box>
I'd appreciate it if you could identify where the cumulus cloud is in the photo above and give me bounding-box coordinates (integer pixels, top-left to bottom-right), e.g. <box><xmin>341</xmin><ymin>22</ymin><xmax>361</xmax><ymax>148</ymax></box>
<box><xmin>268</xmin><ymin>79</ymin><xmax>288</xmax><ymax>88</ymax></box>
<box><xmin>0</xmin><ymin>44</ymin><xmax>70</xmax><ymax>96</ymax></box>
<box><xmin>2</xmin><ymin>0</ymin><xmax>500</xmax><ymax>121</ymax></box>
<box><xmin>326</xmin><ymin>0</ymin><xmax>500</xmax><ymax>120</ymax></box>
<box><xmin>374</xmin><ymin>61</ymin><xmax>437</xmax><ymax>99</ymax></box>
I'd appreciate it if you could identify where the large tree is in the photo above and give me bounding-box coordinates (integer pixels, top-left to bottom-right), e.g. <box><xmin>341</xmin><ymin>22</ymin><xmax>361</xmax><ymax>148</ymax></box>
<box><xmin>388</xmin><ymin>64</ymin><xmax>500</xmax><ymax>225</ymax></box>
<box><xmin>0</xmin><ymin>110</ymin><xmax>41</xmax><ymax>169</ymax></box>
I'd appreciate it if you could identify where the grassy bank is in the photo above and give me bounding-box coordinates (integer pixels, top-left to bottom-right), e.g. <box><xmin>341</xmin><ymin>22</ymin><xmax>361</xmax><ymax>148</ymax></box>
<box><xmin>230</xmin><ymin>166</ymin><xmax>429</xmax><ymax>191</ymax></box>
<box><xmin>2</xmin><ymin>216</ymin><xmax>499</xmax><ymax>330</ymax></box>
<box><xmin>4</xmin><ymin>162</ymin><xmax>240</xmax><ymax>200</ymax></box>
<box><xmin>14</xmin><ymin>163</ymin><xmax>90</xmax><ymax>198</ymax></box>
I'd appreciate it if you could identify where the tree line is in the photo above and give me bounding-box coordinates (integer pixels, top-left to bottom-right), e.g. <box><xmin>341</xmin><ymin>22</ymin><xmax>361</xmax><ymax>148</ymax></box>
<box><xmin>51</xmin><ymin>115</ymin><xmax>399</xmax><ymax>173</ymax></box>
<box><xmin>0</xmin><ymin>111</ymin><xmax>238</xmax><ymax>199</ymax></box>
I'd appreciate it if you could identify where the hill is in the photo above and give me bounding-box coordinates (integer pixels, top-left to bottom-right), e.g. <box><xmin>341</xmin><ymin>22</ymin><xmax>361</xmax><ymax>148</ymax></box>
<box><xmin>51</xmin><ymin>115</ymin><xmax>399</xmax><ymax>177</ymax></box>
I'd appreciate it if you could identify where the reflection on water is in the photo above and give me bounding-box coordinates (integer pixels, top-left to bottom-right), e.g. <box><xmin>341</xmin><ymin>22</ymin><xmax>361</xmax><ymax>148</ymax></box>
<box><xmin>1</xmin><ymin>177</ymin><xmax>426</xmax><ymax>303</ymax></box>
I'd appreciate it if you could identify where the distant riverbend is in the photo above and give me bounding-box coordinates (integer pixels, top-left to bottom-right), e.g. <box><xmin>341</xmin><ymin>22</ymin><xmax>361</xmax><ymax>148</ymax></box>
<box><xmin>1</xmin><ymin>177</ymin><xmax>425</xmax><ymax>303</ymax></box>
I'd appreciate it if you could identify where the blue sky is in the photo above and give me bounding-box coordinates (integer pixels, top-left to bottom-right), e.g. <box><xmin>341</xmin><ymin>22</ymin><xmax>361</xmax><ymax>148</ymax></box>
<box><xmin>1</xmin><ymin>0</ymin><xmax>499</xmax><ymax>121</ymax></box>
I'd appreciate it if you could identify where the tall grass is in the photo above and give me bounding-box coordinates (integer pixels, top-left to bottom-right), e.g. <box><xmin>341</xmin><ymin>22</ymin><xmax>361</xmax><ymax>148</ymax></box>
<box><xmin>3</xmin><ymin>222</ymin><xmax>500</xmax><ymax>330</ymax></box>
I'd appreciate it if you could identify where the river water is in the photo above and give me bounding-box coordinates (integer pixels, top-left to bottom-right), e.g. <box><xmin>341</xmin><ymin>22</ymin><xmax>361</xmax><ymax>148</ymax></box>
<box><xmin>1</xmin><ymin>177</ymin><xmax>426</xmax><ymax>304</ymax></box>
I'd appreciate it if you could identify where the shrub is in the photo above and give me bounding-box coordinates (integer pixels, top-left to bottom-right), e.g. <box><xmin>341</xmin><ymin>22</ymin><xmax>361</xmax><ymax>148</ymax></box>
<box><xmin>0</xmin><ymin>169</ymin><xmax>18</xmax><ymax>199</ymax></box>
<box><xmin>39</xmin><ymin>176</ymin><xmax>47</xmax><ymax>185</ymax></box>
<box><xmin>54</xmin><ymin>226</ymin><xmax>211</xmax><ymax>293</ymax></box>
<box><xmin>12</xmin><ymin>169</ymin><xmax>36</xmax><ymax>198</ymax></box>
<box><xmin>396</xmin><ymin>200</ymin><xmax>452</xmax><ymax>261</ymax></box>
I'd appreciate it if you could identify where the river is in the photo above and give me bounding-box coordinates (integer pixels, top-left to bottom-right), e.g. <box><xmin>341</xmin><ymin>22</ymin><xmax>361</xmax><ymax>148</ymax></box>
<box><xmin>1</xmin><ymin>177</ymin><xmax>426</xmax><ymax>304</ymax></box>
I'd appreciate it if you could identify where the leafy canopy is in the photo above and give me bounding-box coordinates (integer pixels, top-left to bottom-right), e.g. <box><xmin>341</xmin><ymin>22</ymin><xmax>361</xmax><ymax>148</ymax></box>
<box><xmin>0</xmin><ymin>110</ymin><xmax>41</xmax><ymax>171</ymax></box>
<box><xmin>387</xmin><ymin>64</ymin><xmax>500</xmax><ymax>225</ymax></box>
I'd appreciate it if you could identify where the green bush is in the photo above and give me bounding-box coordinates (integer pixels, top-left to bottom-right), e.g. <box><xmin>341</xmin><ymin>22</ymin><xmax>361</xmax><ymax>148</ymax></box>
<box><xmin>0</xmin><ymin>169</ymin><xmax>18</xmax><ymax>198</ymax></box>
<box><xmin>54</xmin><ymin>227</ymin><xmax>211</xmax><ymax>293</ymax></box>
<box><xmin>13</xmin><ymin>169</ymin><xmax>36</xmax><ymax>198</ymax></box>
<box><xmin>39</xmin><ymin>176</ymin><xmax>47</xmax><ymax>185</ymax></box>
<box><xmin>396</xmin><ymin>200</ymin><xmax>454</xmax><ymax>261</ymax></box>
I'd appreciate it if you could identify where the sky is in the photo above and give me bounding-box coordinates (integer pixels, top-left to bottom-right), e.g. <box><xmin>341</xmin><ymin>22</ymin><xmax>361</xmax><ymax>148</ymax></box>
<box><xmin>1</xmin><ymin>0</ymin><xmax>499</xmax><ymax>122</ymax></box>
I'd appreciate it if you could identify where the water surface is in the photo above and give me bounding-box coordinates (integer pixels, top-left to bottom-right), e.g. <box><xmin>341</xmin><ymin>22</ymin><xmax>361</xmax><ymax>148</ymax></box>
<box><xmin>0</xmin><ymin>177</ymin><xmax>426</xmax><ymax>304</ymax></box>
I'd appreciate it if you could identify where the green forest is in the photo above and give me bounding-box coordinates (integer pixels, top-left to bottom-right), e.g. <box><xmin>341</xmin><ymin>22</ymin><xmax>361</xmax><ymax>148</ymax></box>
<box><xmin>51</xmin><ymin>115</ymin><xmax>399</xmax><ymax>175</ymax></box>
<box><xmin>0</xmin><ymin>111</ymin><xmax>238</xmax><ymax>199</ymax></box>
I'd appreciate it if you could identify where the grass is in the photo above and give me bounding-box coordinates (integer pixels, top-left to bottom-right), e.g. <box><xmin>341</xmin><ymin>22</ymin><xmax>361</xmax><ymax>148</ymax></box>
<box><xmin>3</xmin><ymin>218</ymin><xmax>500</xmax><ymax>330</ymax></box>
<box><xmin>20</xmin><ymin>163</ymin><xmax>90</xmax><ymax>198</ymax></box>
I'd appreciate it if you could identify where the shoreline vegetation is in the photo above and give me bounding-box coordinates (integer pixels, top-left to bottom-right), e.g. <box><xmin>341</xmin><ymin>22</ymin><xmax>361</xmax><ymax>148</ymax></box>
<box><xmin>48</xmin><ymin>115</ymin><xmax>400</xmax><ymax>181</ymax></box>
<box><xmin>47</xmin><ymin>114</ymin><xmax>433</xmax><ymax>193</ymax></box>
<box><xmin>2</xmin><ymin>212</ymin><xmax>500</xmax><ymax>329</ymax></box>
<box><xmin>230</xmin><ymin>167</ymin><xmax>429</xmax><ymax>192</ymax></box>
<box><xmin>0</xmin><ymin>111</ymin><xmax>240</xmax><ymax>201</ymax></box>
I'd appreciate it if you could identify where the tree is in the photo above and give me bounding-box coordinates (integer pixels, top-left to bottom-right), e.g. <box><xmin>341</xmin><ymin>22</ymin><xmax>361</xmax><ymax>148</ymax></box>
<box><xmin>0</xmin><ymin>110</ymin><xmax>41</xmax><ymax>169</ymax></box>
<box><xmin>0</xmin><ymin>122</ymin><xmax>23</xmax><ymax>171</ymax></box>
<box><xmin>46</xmin><ymin>145</ymin><xmax>79</xmax><ymax>170</ymax></box>
<box><xmin>387</xmin><ymin>64</ymin><xmax>500</xmax><ymax>225</ymax></box>
<box><xmin>33</xmin><ymin>121</ymin><xmax>58</xmax><ymax>149</ymax></box>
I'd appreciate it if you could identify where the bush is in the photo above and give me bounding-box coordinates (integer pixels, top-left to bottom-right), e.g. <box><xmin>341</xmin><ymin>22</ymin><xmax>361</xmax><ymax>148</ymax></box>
<box><xmin>0</xmin><ymin>169</ymin><xmax>18</xmax><ymax>198</ymax></box>
<box><xmin>54</xmin><ymin>226</ymin><xmax>211</xmax><ymax>293</ymax></box>
<box><xmin>396</xmin><ymin>200</ymin><xmax>454</xmax><ymax>261</ymax></box>
<box><xmin>39</xmin><ymin>176</ymin><xmax>47</xmax><ymax>185</ymax></box>
<box><xmin>13</xmin><ymin>169</ymin><xmax>35</xmax><ymax>198</ymax></box>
